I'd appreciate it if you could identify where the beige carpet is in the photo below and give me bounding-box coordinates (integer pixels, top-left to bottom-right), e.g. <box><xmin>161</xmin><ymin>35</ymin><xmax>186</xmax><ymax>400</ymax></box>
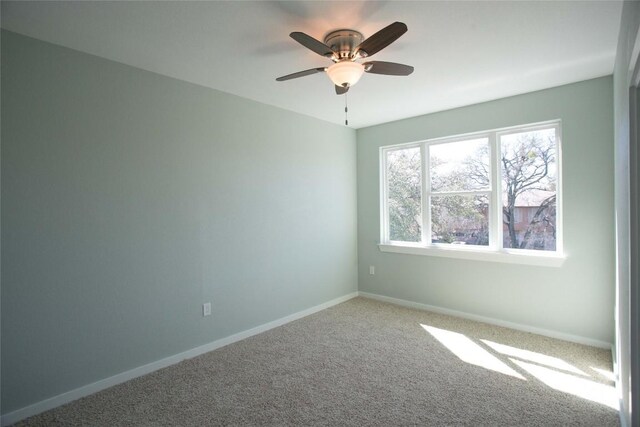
<box><xmin>15</xmin><ymin>297</ymin><xmax>619</xmax><ymax>426</ymax></box>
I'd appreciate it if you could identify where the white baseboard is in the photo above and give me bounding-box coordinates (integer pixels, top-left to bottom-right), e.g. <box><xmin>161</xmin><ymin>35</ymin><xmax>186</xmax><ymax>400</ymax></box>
<box><xmin>358</xmin><ymin>291</ymin><xmax>612</xmax><ymax>349</ymax></box>
<box><xmin>0</xmin><ymin>292</ymin><xmax>358</xmax><ymax>426</ymax></box>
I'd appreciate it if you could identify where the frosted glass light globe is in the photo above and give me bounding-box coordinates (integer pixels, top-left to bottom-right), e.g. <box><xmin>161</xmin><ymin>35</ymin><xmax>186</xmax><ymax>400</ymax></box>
<box><xmin>326</xmin><ymin>61</ymin><xmax>365</xmax><ymax>87</ymax></box>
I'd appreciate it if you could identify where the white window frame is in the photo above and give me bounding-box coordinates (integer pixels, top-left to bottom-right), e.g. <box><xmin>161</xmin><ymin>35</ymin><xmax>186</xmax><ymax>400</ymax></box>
<box><xmin>379</xmin><ymin>120</ymin><xmax>565</xmax><ymax>267</ymax></box>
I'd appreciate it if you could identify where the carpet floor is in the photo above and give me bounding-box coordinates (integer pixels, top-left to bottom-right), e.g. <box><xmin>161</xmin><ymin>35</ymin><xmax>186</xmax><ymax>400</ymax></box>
<box><xmin>15</xmin><ymin>297</ymin><xmax>619</xmax><ymax>426</ymax></box>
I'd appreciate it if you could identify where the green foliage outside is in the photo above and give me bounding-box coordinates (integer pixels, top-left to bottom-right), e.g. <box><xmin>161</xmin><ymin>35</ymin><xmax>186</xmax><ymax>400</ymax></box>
<box><xmin>387</xmin><ymin>148</ymin><xmax>421</xmax><ymax>242</ymax></box>
<box><xmin>431</xmin><ymin>195</ymin><xmax>489</xmax><ymax>245</ymax></box>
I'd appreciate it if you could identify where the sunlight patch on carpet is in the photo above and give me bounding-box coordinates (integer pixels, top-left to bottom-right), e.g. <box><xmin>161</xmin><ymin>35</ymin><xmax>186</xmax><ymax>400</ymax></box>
<box><xmin>511</xmin><ymin>359</ymin><xmax>618</xmax><ymax>409</ymax></box>
<box><xmin>481</xmin><ymin>339</ymin><xmax>587</xmax><ymax>376</ymax></box>
<box><xmin>591</xmin><ymin>367</ymin><xmax>616</xmax><ymax>382</ymax></box>
<box><xmin>421</xmin><ymin>324</ymin><xmax>525</xmax><ymax>380</ymax></box>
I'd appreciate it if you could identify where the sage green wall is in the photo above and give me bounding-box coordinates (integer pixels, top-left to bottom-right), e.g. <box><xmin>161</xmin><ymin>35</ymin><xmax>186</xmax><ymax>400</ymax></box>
<box><xmin>1</xmin><ymin>31</ymin><xmax>357</xmax><ymax>413</ymax></box>
<box><xmin>357</xmin><ymin>77</ymin><xmax>615</xmax><ymax>344</ymax></box>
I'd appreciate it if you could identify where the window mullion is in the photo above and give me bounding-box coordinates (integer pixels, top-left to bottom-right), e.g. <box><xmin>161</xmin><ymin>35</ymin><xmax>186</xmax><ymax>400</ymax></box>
<box><xmin>554</xmin><ymin>124</ymin><xmax>563</xmax><ymax>254</ymax></box>
<box><xmin>380</xmin><ymin>148</ymin><xmax>389</xmax><ymax>243</ymax></box>
<box><xmin>490</xmin><ymin>133</ymin><xmax>501</xmax><ymax>251</ymax></box>
<box><xmin>430</xmin><ymin>190</ymin><xmax>492</xmax><ymax>197</ymax></box>
<box><xmin>421</xmin><ymin>143</ymin><xmax>430</xmax><ymax>246</ymax></box>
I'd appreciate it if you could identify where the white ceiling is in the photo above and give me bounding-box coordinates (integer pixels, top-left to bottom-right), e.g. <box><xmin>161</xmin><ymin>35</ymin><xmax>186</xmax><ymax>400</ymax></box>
<box><xmin>1</xmin><ymin>1</ymin><xmax>623</xmax><ymax>129</ymax></box>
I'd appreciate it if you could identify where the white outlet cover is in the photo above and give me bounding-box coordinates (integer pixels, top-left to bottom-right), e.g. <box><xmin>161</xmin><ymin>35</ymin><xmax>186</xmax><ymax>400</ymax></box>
<box><xmin>203</xmin><ymin>302</ymin><xmax>211</xmax><ymax>316</ymax></box>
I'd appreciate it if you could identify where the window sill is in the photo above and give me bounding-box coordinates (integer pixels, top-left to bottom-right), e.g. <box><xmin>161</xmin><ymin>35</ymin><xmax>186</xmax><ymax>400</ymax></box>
<box><xmin>378</xmin><ymin>243</ymin><xmax>566</xmax><ymax>267</ymax></box>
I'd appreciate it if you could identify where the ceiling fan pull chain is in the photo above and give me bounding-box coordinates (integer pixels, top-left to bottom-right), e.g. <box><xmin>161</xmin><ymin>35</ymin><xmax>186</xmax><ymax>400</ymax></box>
<box><xmin>345</xmin><ymin>92</ymin><xmax>349</xmax><ymax>126</ymax></box>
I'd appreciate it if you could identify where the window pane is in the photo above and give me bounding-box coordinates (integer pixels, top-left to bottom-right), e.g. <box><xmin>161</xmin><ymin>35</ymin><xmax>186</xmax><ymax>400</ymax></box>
<box><xmin>430</xmin><ymin>138</ymin><xmax>490</xmax><ymax>192</ymax></box>
<box><xmin>387</xmin><ymin>147</ymin><xmax>422</xmax><ymax>242</ymax></box>
<box><xmin>501</xmin><ymin>128</ymin><xmax>557</xmax><ymax>251</ymax></box>
<box><xmin>431</xmin><ymin>195</ymin><xmax>489</xmax><ymax>246</ymax></box>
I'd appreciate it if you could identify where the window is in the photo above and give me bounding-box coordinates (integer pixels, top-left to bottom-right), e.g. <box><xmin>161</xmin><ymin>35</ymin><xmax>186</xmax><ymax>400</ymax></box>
<box><xmin>385</xmin><ymin>145</ymin><xmax>422</xmax><ymax>242</ymax></box>
<box><xmin>380</xmin><ymin>121</ymin><xmax>563</xmax><ymax>265</ymax></box>
<box><xmin>429</xmin><ymin>137</ymin><xmax>490</xmax><ymax>246</ymax></box>
<box><xmin>500</xmin><ymin>127</ymin><xmax>558</xmax><ymax>252</ymax></box>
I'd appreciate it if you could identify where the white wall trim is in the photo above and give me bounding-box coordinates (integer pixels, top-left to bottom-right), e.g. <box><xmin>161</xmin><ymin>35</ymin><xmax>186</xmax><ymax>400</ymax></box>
<box><xmin>358</xmin><ymin>291</ymin><xmax>612</xmax><ymax>349</ymax></box>
<box><xmin>619</xmin><ymin>397</ymin><xmax>629</xmax><ymax>427</ymax></box>
<box><xmin>610</xmin><ymin>342</ymin><xmax>628</xmax><ymax>427</ymax></box>
<box><xmin>0</xmin><ymin>292</ymin><xmax>358</xmax><ymax>426</ymax></box>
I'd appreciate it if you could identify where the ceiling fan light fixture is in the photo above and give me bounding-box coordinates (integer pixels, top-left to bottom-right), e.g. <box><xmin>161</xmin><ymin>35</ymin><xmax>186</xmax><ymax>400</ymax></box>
<box><xmin>326</xmin><ymin>61</ymin><xmax>365</xmax><ymax>88</ymax></box>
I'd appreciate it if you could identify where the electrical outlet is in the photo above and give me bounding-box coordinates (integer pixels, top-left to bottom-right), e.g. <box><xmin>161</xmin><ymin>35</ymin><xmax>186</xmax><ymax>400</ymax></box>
<box><xmin>369</xmin><ymin>265</ymin><xmax>375</xmax><ymax>275</ymax></box>
<box><xmin>203</xmin><ymin>302</ymin><xmax>211</xmax><ymax>317</ymax></box>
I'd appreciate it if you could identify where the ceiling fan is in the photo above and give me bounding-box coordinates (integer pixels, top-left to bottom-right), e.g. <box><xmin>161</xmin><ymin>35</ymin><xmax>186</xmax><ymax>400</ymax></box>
<box><xmin>276</xmin><ymin>22</ymin><xmax>414</xmax><ymax>95</ymax></box>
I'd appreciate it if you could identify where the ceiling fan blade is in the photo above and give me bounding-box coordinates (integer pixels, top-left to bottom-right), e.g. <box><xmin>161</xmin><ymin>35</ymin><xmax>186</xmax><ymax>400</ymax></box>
<box><xmin>363</xmin><ymin>61</ymin><xmax>414</xmax><ymax>76</ymax></box>
<box><xmin>290</xmin><ymin>32</ymin><xmax>336</xmax><ymax>58</ymax></box>
<box><xmin>356</xmin><ymin>22</ymin><xmax>407</xmax><ymax>58</ymax></box>
<box><xmin>335</xmin><ymin>85</ymin><xmax>349</xmax><ymax>95</ymax></box>
<box><xmin>276</xmin><ymin>67</ymin><xmax>326</xmax><ymax>81</ymax></box>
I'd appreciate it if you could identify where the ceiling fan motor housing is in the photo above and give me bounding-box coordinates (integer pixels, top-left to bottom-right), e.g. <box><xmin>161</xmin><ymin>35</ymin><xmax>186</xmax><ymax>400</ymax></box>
<box><xmin>324</xmin><ymin>29</ymin><xmax>364</xmax><ymax>60</ymax></box>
